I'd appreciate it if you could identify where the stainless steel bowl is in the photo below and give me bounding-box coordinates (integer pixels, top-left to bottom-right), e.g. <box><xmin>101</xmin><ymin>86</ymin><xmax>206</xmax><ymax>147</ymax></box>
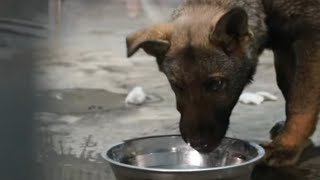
<box><xmin>103</xmin><ymin>135</ymin><xmax>265</xmax><ymax>180</ymax></box>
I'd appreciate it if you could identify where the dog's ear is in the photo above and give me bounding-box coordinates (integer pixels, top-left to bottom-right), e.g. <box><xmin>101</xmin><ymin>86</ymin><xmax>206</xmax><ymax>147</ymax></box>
<box><xmin>209</xmin><ymin>7</ymin><xmax>253</xmax><ymax>54</ymax></box>
<box><xmin>126</xmin><ymin>23</ymin><xmax>173</xmax><ymax>58</ymax></box>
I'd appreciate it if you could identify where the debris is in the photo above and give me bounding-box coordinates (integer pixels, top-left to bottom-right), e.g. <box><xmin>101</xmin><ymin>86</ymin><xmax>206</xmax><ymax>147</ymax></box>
<box><xmin>239</xmin><ymin>91</ymin><xmax>277</xmax><ymax>105</ymax></box>
<box><xmin>256</xmin><ymin>91</ymin><xmax>278</xmax><ymax>101</ymax></box>
<box><xmin>239</xmin><ymin>92</ymin><xmax>264</xmax><ymax>105</ymax></box>
<box><xmin>55</xmin><ymin>93</ymin><xmax>63</xmax><ymax>100</ymax></box>
<box><xmin>125</xmin><ymin>86</ymin><xmax>147</xmax><ymax>105</ymax></box>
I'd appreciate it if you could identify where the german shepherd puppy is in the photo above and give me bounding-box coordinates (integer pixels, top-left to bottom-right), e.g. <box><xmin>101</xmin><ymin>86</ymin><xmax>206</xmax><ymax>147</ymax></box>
<box><xmin>126</xmin><ymin>0</ymin><xmax>320</xmax><ymax>167</ymax></box>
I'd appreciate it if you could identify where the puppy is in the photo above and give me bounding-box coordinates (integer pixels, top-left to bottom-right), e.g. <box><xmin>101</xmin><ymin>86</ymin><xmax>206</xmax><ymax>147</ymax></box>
<box><xmin>126</xmin><ymin>0</ymin><xmax>320</xmax><ymax>167</ymax></box>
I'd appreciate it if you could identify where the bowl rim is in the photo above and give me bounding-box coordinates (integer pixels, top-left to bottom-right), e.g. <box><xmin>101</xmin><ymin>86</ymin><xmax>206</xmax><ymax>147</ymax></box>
<box><xmin>102</xmin><ymin>135</ymin><xmax>265</xmax><ymax>173</ymax></box>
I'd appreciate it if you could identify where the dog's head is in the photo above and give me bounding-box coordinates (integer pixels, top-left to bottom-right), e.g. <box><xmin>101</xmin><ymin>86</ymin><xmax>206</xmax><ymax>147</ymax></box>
<box><xmin>126</xmin><ymin>7</ymin><xmax>256</xmax><ymax>152</ymax></box>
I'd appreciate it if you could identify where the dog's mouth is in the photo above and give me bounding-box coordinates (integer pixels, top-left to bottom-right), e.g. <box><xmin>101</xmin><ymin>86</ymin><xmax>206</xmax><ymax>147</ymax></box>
<box><xmin>188</xmin><ymin>141</ymin><xmax>221</xmax><ymax>153</ymax></box>
<box><xmin>180</xmin><ymin>124</ymin><xmax>225</xmax><ymax>153</ymax></box>
<box><xmin>183</xmin><ymin>135</ymin><xmax>223</xmax><ymax>153</ymax></box>
<box><xmin>179</xmin><ymin>115</ymin><xmax>230</xmax><ymax>153</ymax></box>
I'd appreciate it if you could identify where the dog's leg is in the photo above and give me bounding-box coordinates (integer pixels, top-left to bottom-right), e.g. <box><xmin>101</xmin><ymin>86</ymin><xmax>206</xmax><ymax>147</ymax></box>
<box><xmin>269</xmin><ymin>48</ymin><xmax>295</xmax><ymax>140</ymax></box>
<box><xmin>263</xmin><ymin>40</ymin><xmax>320</xmax><ymax>167</ymax></box>
<box><xmin>273</xmin><ymin>48</ymin><xmax>295</xmax><ymax>101</ymax></box>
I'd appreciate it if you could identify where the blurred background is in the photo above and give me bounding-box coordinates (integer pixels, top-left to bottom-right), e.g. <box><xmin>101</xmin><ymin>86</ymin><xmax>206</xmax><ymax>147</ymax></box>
<box><xmin>1</xmin><ymin>0</ymin><xmax>319</xmax><ymax>180</ymax></box>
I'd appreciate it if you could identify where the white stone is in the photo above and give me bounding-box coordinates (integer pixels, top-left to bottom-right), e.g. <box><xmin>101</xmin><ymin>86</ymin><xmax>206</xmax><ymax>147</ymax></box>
<box><xmin>239</xmin><ymin>92</ymin><xmax>264</xmax><ymax>105</ymax></box>
<box><xmin>256</xmin><ymin>91</ymin><xmax>278</xmax><ymax>101</ymax></box>
<box><xmin>125</xmin><ymin>86</ymin><xmax>147</xmax><ymax>105</ymax></box>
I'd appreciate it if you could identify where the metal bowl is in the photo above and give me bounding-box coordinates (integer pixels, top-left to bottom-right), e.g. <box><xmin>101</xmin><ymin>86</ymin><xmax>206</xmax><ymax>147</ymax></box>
<box><xmin>103</xmin><ymin>135</ymin><xmax>265</xmax><ymax>180</ymax></box>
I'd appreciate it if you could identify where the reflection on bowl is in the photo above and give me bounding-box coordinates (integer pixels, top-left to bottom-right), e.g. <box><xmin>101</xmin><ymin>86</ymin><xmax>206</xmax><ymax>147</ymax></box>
<box><xmin>103</xmin><ymin>135</ymin><xmax>265</xmax><ymax>180</ymax></box>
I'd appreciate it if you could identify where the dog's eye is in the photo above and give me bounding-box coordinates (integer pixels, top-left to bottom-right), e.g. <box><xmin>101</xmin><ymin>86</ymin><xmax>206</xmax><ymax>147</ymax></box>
<box><xmin>205</xmin><ymin>78</ymin><xmax>224</xmax><ymax>92</ymax></box>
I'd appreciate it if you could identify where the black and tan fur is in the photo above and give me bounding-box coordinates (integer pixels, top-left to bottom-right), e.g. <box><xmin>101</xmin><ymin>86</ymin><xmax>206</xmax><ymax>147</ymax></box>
<box><xmin>126</xmin><ymin>0</ymin><xmax>320</xmax><ymax>167</ymax></box>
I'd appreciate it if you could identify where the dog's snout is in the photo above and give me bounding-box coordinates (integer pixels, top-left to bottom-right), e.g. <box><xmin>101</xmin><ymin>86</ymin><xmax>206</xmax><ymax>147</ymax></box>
<box><xmin>180</xmin><ymin>121</ymin><xmax>221</xmax><ymax>153</ymax></box>
<box><xmin>179</xmin><ymin>112</ymin><xmax>230</xmax><ymax>153</ymax></box>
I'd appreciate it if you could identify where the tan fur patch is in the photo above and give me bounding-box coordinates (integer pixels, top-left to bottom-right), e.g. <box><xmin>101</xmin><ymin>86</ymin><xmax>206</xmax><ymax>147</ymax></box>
<box><xmin>126</xmin><ymin>23</ymin><xmax>174</xmax><ymax>57</ymax></box>
<box><xmin>277</xmin><ymin>113</ymin><xmax>318</xmax><ymax>147</ymax></box>
<box><xmin>171</xmin><ymin>10</ymin><xmax>225</xmax><ymax>50</ymax></box>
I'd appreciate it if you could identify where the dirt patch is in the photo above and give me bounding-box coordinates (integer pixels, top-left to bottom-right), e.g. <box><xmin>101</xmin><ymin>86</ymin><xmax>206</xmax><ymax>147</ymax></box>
<box><xmin>35</xmin><ymin>89</ymin><xmax>126</xmax><ymax>114</ymax></box>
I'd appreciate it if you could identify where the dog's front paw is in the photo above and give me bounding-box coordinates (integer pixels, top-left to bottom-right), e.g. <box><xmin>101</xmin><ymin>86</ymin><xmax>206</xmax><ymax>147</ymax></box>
<box><xmin>261</xmin><ymin>142</ymin><xmax>303</xmax><ymax>167</ymax></box>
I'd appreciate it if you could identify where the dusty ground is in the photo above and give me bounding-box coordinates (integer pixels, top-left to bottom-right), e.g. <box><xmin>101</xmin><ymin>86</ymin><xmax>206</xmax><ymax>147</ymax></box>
<box><xmin>2</xmin><ymin>0</ymin><xmax>320</xmax><ymax>179</ymax></box>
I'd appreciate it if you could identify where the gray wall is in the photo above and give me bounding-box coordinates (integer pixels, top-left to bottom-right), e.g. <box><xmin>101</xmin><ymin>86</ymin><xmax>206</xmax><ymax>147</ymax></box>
<box><xmin>0</xmin><ymin>0</ymin><xmax>48</xmax><ymax>24</ymax></box>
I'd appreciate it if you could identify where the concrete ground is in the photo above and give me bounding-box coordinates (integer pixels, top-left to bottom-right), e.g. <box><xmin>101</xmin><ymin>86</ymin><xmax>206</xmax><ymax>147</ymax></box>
<box><xmin>3</xmin><ymin>0</ymin><xmax>320</xmax><ymax>179</ymax></box>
